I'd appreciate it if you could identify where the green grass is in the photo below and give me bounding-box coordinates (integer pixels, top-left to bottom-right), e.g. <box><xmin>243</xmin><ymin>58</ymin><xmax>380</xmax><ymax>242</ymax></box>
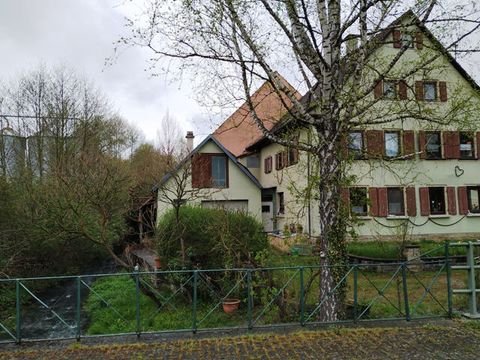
<box><xmin>84</xmin><ymin>275</ymin><xmax>250</xmax><ymax>335</ymax></box>
<box><xmin>347</xmin><ymin>240</ymin><xmax>468</xmax><ymax>259</ymax></box>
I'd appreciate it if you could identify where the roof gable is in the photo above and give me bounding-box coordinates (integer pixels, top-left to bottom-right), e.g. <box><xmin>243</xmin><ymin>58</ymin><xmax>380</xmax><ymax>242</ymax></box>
<box><xmin>159</xmin><ymin>134</ymin><xmax>262</xmax><ymax>189</ymax></box>
<box><xmin>213</xmin><ymin>74</ymin><xmax>301</xmax><ymax>157</ymax></box>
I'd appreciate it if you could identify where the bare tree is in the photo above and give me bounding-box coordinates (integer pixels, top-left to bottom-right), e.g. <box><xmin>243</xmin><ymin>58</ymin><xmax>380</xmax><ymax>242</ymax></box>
<box><xmin>121</xmin><ymin>0</ymin><xmax>480</xmax><ymax>320</ymax></box>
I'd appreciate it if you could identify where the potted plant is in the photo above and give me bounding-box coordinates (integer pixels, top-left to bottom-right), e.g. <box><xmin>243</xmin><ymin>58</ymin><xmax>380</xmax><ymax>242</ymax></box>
<box><xmin>222</xmin><ymin>298</ymin><xmax>241</xmax><ymax>313</ymax></box>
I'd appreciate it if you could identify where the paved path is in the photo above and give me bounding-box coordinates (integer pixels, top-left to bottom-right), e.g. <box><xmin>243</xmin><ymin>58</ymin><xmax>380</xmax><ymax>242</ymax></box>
<box><xmin>1</xmin><ymin>321</ymin><xmax>479</xmax><ymax>359</ymax></box>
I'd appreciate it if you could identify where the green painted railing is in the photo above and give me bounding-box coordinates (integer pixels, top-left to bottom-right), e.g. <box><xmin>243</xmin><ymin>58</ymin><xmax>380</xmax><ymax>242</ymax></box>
<box><xmin>0</xmin><ymin>242</ymin><xmax>476</xmax><ymax>345</ymax></box>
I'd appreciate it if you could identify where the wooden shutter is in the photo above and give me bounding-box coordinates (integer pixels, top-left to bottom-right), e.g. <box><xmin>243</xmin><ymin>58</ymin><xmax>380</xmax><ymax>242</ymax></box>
<box><xmin>403</xmin><ymin>130</ymin><xmax>415</xmax><ymax>158</ymax></box>
<box><xmin>458</xmin><ymin>186</ymin><xmax>469</xmax><ymax>215</ymax></box>
<box><xmin>393</xmin><ymin>30</ymin><xmax>401</xmax><ymax>48</ymax></box>
<box><xmin>191</xmin><ymin>153</ymin><xmax>211</xmax><ymax>188</ymax></box>
<box><xmin>378</xmin><ymin>187</ymin><xmax>388</xmax><ymax>217</ymax></box>
<box><xmin>419</xmin><ymin>187</ymin><xmax>430</xmax><ymax>216</ymax></box>
<box><xmin>341</xmin><ymin>188</ymin><xmax>350</xmax><ymax>212</ymax></box>
<box><xmin>439</xmin><ymin>81</ymin><xmax>448</xmax><ymax>102</ymax></box>
<box><xmin>443</xmin><ymin>131</ymin><xmax>460</xmax><ymax>159</ymax></box>
<box><xmin>275</xmin><ymin>153</ymin><xmax>281</xmax><ymax>170</ymax></box>
<box><xmin>366</xmin><ymin>130</ymin><xmax>384</xmax><ymax>158</ymax></box>
<box><xmin>416</xmin><ymin>32</ymin><xmax>423</xmax><ymax>50</ymax></box>
<box><xmin>447</xmin><ymin>187</ymin><xmax>457</xmax><ymax>215</ymax></box>
<box><xmin>415</xmin><ymin>81</ymin><xmax>424</xmax><ymax>100</ymax></box>
<box><xmin>264</xmin><ymin>156</ymin><xmax>272</xmax><ymax>174</ymax></box>
<box><xmin>406</xmin><ymin>187</ymin><xmax>417</xmax><ymax>217</ymax></box>
<box><xmin>477</xmin><ymin>132</ymin><xmax>480</xmax><ymax>160</ymax></box>
<box><xmin>374</xmin><ymin>81</ymin><xmax>383</xmax><ymax>99</ymax></box>
<box><xmin>369</xmin><ymin>187</ymin><xmax>379</xmax><ymax>217</ymax></box>
<box><xmin>398</xmin><ymin>80</ymin><xmax>408</xmax><ymax>100</ymax></box>
<box><xmin>418</xmin><ymin>131</ymin><xmax>426</xmax><ymax>159</ymax></box>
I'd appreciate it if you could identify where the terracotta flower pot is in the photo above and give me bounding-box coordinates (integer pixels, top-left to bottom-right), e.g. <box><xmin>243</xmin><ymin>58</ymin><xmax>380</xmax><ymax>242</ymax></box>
<box><xmin>154</xmin><ymin>256</ymin><xmax>161</xmax><ymax>270</ymax></box>
<box><xmin>222</xmin><ymin>298</ymin><xmax>241</xmax><ymax>314</ymax></box>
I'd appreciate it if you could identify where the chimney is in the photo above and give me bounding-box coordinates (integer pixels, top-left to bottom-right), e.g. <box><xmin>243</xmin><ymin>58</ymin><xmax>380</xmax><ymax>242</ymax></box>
<box><xmin>186</xmin><ymin>131</ymin><xmax>194</xmax><ymax>153</ymax></box>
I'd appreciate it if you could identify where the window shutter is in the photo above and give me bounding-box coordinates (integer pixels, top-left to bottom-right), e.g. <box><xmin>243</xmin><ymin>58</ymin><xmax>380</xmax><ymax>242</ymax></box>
<box><xmin>398</xmin><ymin>80</ymin><xmax>408</xmax><ymax>100</ymax></box>
<box><xmin>393</xmin><ymin>30</ymin><xmax>401</xmax><ymax>48</ymax></box>
<box><xmin>264</xmin><ymin>157</ymin><xmax>272</xmax><ymax>174</ymax></box>
<box><xmin>415</xmin><ymin>32</ymin><xmax>423</xmax><ymax>50</ymax></box>
<box><xmin>366</xmin><ymin>130</ymin><xmax>384</xmax><ymax>158</ymax></box>
<box><xmin>458</xmin><ymin>186</ymin><xmax>469</xmax><ymax>215</ymax></box>
<box><xmin>439</xmin><ymin>81</ymin><xmax>448</xmax><ymax>102</ymax></box>
<box><xmin>369</xmin><ymin>187</ymin><xmax>379</xmax><ymax>217</ymax></box>
<box><xmin>447</xmin><ymin>186</ymin><xmax>457</xmax><ymax>215</ymax></box>
<box><xmin>282</xmin><ymin>151</ymin><xmax>288</xmax><ymax>167</ymax></box>
<box><xmin>419</xmin><ymin>187</ymin><xmax>430</xmax><ymax>216</ymax></box>
<box><xmin>191</xmin><ymin>153</ymin><xmax>211</xmax><ymax>188</ymax></box>
<box><xmin>403</xmin><ymin>130</ymin><xmax>415</xmax><ymax>158</ymax></box>
<box><xmin>378</xmin><ymin>187</ymin><xmax>388</xmax><ymax>217</ymax></box>
<box><xmin>477</xmin><ymin>132</ymin><xmax>480</xmax><ymax>160</ymax></box>
<box><xmin>341</xmin><ymin>188</ymin><xmax>350</xmax><ymax>212</ymax></box>
<box><xmin>406</xmin><ymin>187</ymin><xmax>417</xmax><ymax>217</ymax></box>
<box><xmin>443</xmin><ymin>131</ymin><xmax>460</xmax><ymax>159</ymax></box>
<box><xmin>415</xmin><ymin>81</ymin><xmax>424</xmax><ymax>100</ymax></box>
<box><xmin>418</xmin><ymin>131</ymin><xmax>426</xmax><ymax>159</ymax></box>
<box><xmin>275</xmin><ymin>153</ymin><xmax>280</xmax><ymax>170</ymax></box>
<box><xmin>374</xmin><ymin>81</ymin><xmax>383</xmax><ymax>99</ymax></box>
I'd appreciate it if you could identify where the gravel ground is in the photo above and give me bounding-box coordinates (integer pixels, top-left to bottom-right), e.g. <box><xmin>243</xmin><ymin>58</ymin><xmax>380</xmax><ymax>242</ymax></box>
<box><xmin>1</xmin><ymin>320</ymin><xmax>479</xmax><ymax>359</ymax></box>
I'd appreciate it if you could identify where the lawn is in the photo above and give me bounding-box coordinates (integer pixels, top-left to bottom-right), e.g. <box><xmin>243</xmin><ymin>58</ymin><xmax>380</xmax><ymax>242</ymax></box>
<box><xmin>82</xmin><ymin>263</ymin><xmax>468</xmax><ymax>335</ymax></box>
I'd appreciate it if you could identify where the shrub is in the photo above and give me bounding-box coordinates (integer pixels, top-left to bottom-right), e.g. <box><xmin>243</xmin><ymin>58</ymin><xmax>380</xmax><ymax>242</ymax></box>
<box><xmin>156</xmin><ymin>206</ymin><xmax>268</xmax><ymax>269</ymax></box>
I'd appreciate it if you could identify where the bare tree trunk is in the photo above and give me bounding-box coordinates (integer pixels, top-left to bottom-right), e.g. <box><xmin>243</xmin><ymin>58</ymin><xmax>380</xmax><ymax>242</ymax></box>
<box><xmin>316</xmin><ymin>137</ymin><xmax>346</xmax><ymax>322</ymax></box>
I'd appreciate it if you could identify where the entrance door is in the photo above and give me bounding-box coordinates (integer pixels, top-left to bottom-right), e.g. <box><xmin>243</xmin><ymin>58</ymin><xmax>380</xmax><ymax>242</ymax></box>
<box><xmin>261</xmin><ymin>201</ymin><xmax>274</xmax><ymax>232</ymax></box>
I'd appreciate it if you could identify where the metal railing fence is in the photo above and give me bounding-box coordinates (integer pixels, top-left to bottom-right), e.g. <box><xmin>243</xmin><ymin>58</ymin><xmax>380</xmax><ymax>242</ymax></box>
<box><xmin>1</xmin><ymin>242</ymin><xmax>478</xmax><ymax>344</ymax></box>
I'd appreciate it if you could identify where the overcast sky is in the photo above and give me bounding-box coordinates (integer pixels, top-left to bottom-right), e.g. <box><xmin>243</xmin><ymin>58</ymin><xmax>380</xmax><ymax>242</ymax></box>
<box><xmin>1</xmin><ymin>1</ymin><xmax>480</xmax><ymax>147</ymax></box>
<box><xmin>0</xmin><ymin>0</ymin><xmax>214</xmax><ymax>145</ymax></box>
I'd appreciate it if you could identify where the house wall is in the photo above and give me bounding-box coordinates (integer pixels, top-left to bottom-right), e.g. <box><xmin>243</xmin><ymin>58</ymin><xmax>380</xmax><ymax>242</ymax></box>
<box><xmin>252</xmin><ymin>19</ymin><xmax>480</xmax><ymax>241</ymax></box>
<box><xmin>157</xmin><ymin>140</ymin><xmax>262</xmax><ymax>225</ymax></box>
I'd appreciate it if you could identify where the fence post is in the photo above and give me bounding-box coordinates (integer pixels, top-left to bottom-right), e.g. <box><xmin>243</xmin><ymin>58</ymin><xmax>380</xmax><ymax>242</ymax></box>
<box><xmin>466</xmin><ymin>242</ymin><xmax>478</xmax><ymax>317</ymax></box>
<box><xmin>247</xmin><ymin>270</ymin><xmax>253</xmax><ymax>330</ymax></box>
<box><xmin>402</xmin><ymin>264</ymin><xmax>410</xmax><ymax>321</ymax></box>
<box><xmin>15</xmin><ymin>280</ymin><xmax>21</xmax><ymax>344</ymax></box>
<box><xmin>76</xmin><ymin>276</ymin><xmax>81</xmax><ymax>341</ymax></box>
<box><xmin>300</xmin><ymin>267</ymin><xmax>305</xmax><ymax>326</ymax></box>
<box><xmin>192</xmin><ymin>270</ymin><xmax>198</xmax><ymax>334</ymax></box>
<box><xmin>135</xmin><ymin>271</ymin><xmax>141</xmax><ymax>338</ymax></box>
<box><xmin>353</xmin><ymin>265</ymin><xmax>358</xmax><ymax>323</ymax></box>
<box><xmin>445</xmin><ymin>242</ymin><xmax>453</xmax><ymax>318</ymax></box>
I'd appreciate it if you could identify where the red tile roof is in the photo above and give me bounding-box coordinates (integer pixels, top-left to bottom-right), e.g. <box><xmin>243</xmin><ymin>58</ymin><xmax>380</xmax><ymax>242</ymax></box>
<box><xmin>213</xmin><ymin>75</ymin><xmax>301</xmax><ymax>157</ymax></box>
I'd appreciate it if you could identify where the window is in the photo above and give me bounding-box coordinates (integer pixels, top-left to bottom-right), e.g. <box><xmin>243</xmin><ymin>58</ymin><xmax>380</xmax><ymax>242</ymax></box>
<box><xmin>277</xmin><ymin>192</ymin><xmax>285</xmax><ymax>214</ymax></box>
<box><xmin>287</xmin><ymin>148</ymin><xmax>299</xmax><ymax>166</ymax></box>
<box><xmin>425</xmin><ymin>132</ymin><xmax>442</xmax><ymax>159</ymax></box>
<box><xmin>348</xmin><ymin>131</ymin><xmax>364</xmax><ymax>159</ymax></box>
<box><xmin>211</xmin><ymin>156</ymin><xmax>227</xmax><ymax>187</ymax></box>
<box><xmin>350</xmin><ymin>187</ymin><xmax>368</xmax><ymax>216</ymax></box>
<box><xmin>428</xmin><ymin>187</ymin><xmax>446</xmax><ymax>215</ymax></box>
<box><xmin>275</xmin><ymin>151</ymin><xmax>286</xmax><ymax>170</ymax></box>
<box><xmin>383</xmin><ymin>81</ymin><xmax>397</xmax><ymax>99</ymax></box>
<box><xmin>460</xmin><ymin>132</ymin><xmax>475</xmax><ymax>159</ymax></box>
<box><xmin>387</xmin><ymin>187</ymin><xmax>405</xmax><ymax>216</ymax></box>
<box><xmin>246</xmin><ymin>155</ymin><xmax>260</xmax><ymax>168</ymax></box>
<box><xmin>384</xmin><ymin>131</ymin><xmax>400</xmax><ymax>158</ymax></box>
<box><xmin>467</xmin><ymin>186</ymin><xmax>480</xmax><ymax>213</ymax></box>
<box><xmin>424</xmin><ymin>82</ymin><xmax>437</xmax><ymax>101</ymax></box>
<box><xmin>264</xmin><ymin>156</ymin><xmax>272</xmax><ymax>174</ymax></box>
<box><xmin>401</xmin><ymin>33</ymin><xmax>414</xmax><ymax>48</ymax></box>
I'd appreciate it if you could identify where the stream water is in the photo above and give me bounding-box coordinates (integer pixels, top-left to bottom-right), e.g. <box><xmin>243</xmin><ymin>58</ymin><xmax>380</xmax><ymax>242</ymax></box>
<box><xmin>17</xmin><ymin>261</ymin><xmax>118</xmax><ymax>340</ymax></box>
